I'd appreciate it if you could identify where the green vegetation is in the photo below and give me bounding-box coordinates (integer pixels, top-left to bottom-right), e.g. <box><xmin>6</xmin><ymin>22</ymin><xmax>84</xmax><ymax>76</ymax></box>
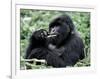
<box><xmin>20</xmin><ymin>9</ymin><xmax>90</xmax><ymax>69</ymax></box>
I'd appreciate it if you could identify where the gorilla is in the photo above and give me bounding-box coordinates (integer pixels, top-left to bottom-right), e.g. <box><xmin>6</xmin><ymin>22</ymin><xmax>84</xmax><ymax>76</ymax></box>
<box><xmin>25</xmin><ymin>14</ymin><xmax>85</xmax><ymax>68</ymax></box>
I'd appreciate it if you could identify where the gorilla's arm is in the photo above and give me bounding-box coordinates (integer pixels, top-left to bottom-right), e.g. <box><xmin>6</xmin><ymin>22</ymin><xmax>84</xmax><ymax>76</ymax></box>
<box><xmin>46</xmin><ymin>50</ymin><xmax>66</xmax><ymax>67</ymax></box>
<box><xmin>48</xmin><ymin>44</ymin><xmax>65</xmax><ymax>56</ymax></box>
<box><xmin>46</xmin><ymin>37</ymin><xmax>85</xmax><ymax>67</ymax></box>
<box><xmin>46</xmin><ymin>48</ymin><xmax>81</xmax><ymax>67</ymax></box>
<box><xmin>25</xmin><ymin>29</ymin><xmax>48</xmax><ymax>59</ymax></box>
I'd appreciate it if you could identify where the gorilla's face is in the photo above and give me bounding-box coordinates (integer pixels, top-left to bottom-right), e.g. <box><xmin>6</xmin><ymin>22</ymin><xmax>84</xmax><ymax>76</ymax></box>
<box><xmin>48</xmin><ymin>16</ymin><xmax>71</xmax><ymax>46</ymax></box>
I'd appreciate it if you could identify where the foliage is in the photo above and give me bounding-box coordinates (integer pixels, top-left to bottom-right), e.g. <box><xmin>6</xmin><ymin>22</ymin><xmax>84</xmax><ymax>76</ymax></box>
<box><xmin>20</xmin><ymin>9</ymin><xmax>90</xmax><ymax>69</ymax></box>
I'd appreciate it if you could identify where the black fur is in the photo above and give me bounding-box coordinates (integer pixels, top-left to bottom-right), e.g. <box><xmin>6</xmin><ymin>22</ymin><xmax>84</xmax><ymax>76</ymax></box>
<box><xmin>25</xmin><ymin>15</ymin><xmax>85</xmax><ymax>68</ymax></box>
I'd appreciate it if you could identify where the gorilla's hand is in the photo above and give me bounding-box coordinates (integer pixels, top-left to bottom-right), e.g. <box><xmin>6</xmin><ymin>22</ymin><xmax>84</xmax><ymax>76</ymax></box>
<box><xmin>34</xmin><ymin>29</ymin><xmax>48</xmax><ymax>40</ymax></box>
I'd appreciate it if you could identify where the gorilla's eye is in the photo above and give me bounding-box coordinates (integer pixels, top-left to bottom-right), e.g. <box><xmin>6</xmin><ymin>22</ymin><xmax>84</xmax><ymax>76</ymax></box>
<box><xmin>52</xmin><ymin>29</ymin><xmax>55</xmax><ymax>32</ymax></box>
<box><xmin>50</xmin><ymin>26</ymin><xmax>60</xmax><ymax>34</ymax></box>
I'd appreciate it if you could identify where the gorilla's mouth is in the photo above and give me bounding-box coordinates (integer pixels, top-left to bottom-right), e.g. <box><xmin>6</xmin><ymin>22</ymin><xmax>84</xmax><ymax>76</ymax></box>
<box><xmin>47</xmin><ymin>32</ymin><xmax>60</xmax><ymax>38</ymax></box>
<box><xmin>47</xmin><ymin>34</ymin><xmax>57</xmax><ymax>38</ymax></box>
<box><xmin>48</xmin><ymin>33</ymin><xmax>63</xmax><ymax>46</ymax></box>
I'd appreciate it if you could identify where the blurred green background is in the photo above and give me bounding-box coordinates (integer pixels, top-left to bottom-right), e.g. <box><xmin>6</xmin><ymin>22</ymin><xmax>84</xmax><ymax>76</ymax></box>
<box><xmin>20</xmin><ymin>9</ymin><xmax>90</xmax><ymax>69</ymax></box>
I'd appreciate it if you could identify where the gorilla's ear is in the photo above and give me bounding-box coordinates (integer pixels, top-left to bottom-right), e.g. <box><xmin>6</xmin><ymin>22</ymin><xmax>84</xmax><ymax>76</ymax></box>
<box><xmin>64</xmin><ymin>15</ymin><xmax>75</xmax><ymax>31</ymax></box>
<box><xmin>71</xmin><ymin>31</ymin><xmax>75</xmax><ymax>34</ymax></box>
<box><xmin>62</xmin><ymin>15</ymin><xmax>76</xmax><ymax>35</ymax></box>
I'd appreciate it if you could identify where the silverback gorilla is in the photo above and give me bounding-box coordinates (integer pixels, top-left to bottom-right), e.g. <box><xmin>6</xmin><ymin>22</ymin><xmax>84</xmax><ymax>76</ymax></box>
<box><xmin>25</xmin><ymin>14</ymin><xmax>85</xmax><ymax>68</ymax></box>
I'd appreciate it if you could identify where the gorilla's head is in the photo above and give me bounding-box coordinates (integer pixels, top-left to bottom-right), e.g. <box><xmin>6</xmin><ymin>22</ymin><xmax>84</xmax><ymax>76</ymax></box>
<box><xmin>48</xmin><ymin>15</ymin><xmax>75</xmax><ymax>46</ymax></box>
